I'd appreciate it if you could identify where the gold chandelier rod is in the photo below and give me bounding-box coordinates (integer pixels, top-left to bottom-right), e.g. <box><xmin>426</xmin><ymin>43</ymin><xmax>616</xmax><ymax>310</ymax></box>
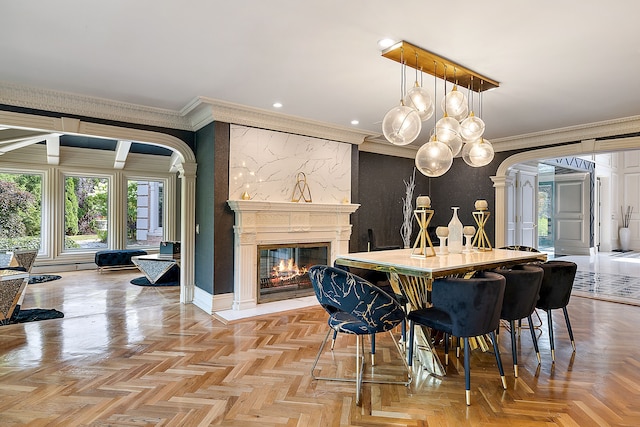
<box><xmin>381</xmin><ymin>41</ymin><xmax>499</xmax><ymax>92</ymax></box>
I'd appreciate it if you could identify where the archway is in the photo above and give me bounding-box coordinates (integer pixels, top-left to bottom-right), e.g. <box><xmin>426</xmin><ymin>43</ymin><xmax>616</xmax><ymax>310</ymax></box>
<box><xmin>0</xmin><ymin>110</ymin><xmax>197</xmax><ymax>304</ymax></box>
<box><xmin>492</xmin><ymin>136</ymin><xmax>640</xmax><ymax>249</ymax></box>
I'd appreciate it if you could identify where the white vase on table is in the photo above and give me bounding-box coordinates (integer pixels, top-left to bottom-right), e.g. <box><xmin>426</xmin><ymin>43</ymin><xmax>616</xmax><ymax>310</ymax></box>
<box><xmin>448</xmin><ymin>207</ymin><xmax>463</xmax><ymax>254</ymax></box>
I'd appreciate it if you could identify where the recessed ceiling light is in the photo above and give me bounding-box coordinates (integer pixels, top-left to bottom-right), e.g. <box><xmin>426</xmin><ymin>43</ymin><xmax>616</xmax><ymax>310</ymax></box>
<box><xmin>272</xmin><ymin>102</ymin><xmax>283</xmax><ymax>108</ymax></box>
<box><xmin>377</xmin><ymin>38</ymin><xmax>395</xmax><ymax>50</ymax></box>
<box><xmin>351</xmin><ymin>120</ymin><xmax>359</xmax><ymax>125</ymax></box>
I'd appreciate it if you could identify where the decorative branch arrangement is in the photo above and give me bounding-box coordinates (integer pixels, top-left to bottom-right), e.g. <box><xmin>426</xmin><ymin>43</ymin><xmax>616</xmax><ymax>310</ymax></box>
<box><xmin>621</xmin><ymin>205</ymin><xmax>633</xmax><ymax>228</ymax></box>
<box><xmin>400</xmin><ymin>168</ymin><xmax>416</xmax><ymax>248</ymax></box>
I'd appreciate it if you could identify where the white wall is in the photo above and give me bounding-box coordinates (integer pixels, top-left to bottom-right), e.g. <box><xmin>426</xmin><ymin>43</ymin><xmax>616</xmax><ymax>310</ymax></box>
<box><xmin>228</xmin><ymin>125</ymin><xmax>351</xmax><ymax>203</ymax></box>
<box><xmin>617</xmin><ymin>151</ymin><xmax>640</xmax><ymax>251</ymax></box>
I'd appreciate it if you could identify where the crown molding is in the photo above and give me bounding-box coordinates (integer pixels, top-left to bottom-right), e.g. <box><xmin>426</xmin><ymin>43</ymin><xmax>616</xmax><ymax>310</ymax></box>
<box><xmin>491</xmin><ymin>115</ymin><xmax>640</xmax><ymax>152</ymax></box>
<box><xmin>0</xmin><ymin>82</ymin><xmax>193</xmax><ymax>131</ymax></box>
<box><xmin>0</xmin><ymin>82</ymin><xmax>378</xmax><ymax>145</ymax></box>
<box><xmin>358</xmin><ymin>138</ymin><xmax>418</xmax><ymax>159</ymax></box>
<box><xmin>182</xmin><ymin>96</ymin><xmax>374</xmax><ymax>145</ymax></box>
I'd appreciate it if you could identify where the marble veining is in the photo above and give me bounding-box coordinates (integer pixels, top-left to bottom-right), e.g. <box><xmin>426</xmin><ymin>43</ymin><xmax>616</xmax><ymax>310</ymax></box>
<box><xmin>229</xmin><ymin>125</ymin><xmax>351</xmax><ymax>203</ymax></box>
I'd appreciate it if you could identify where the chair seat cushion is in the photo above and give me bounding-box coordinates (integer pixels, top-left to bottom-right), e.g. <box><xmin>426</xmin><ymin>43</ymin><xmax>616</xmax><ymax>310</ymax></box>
<box><xmin>95</xmin><ymin>249</ymin><xmax>148</xmax><ymax>267</ymax></box>
<box><xmin>408</xmin><ymin>307</ymin><xmax>453</xmax><ymax>335</ymax></box>
<box><xmin>328</xmin><ymin>311</ymin><xmax>375</xmax><ymax>335</ymax></box>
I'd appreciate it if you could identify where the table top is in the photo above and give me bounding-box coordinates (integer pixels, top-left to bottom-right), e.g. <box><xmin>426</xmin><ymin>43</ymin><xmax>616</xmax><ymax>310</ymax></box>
<box><xmin>133</xmin><ymin>253</ymin><xmax>180</xmax><ymax>262</ymax></box>
<box><xmin>335</xmin><ymin>248</ymin><xmax>547</xmax><ymax>279</ymax></box>
<box><xmin>0</xmin><ymin>269</ymin><xmax>29</xmax><ymax>280</ymax></box>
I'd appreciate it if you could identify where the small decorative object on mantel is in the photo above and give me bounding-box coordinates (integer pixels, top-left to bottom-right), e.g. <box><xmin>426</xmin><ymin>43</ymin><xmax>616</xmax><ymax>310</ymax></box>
<box><xmin>436</xmin><ymin>226</ymin><xmax>449</xmax><ymax>255</ymax></box>
<box><xmin>241</xmin><ymin>190</ymin><xmax>251</xmax><ymax>200</ymax></box>
<box><xmin>472</xmin><ymin>200</ymin><xmax>492</xmax><ymax>251</ymax></box>
<box><xmin>291</xmin><ymin>172</ymin><xmax>312</xmax><ymax>202</ymax></box>
<box><xmin>463</xmin><ymin>226</ymin><xmax>476</xmax><ymax>253</ymax></box>
<box><xmin>411</xmin><ymin>197</ymin><xmax>435</xmax><ymax>258</ymax></box>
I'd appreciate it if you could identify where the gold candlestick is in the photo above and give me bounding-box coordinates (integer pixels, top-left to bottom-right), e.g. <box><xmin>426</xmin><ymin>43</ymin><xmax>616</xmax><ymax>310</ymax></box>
<box><xmin>472</xmin><ymin>209</ymin><xmax>492</xmax><ymax>251</ymax></box>
<box><xmin>411</xmin><ymin>208</ymin><xmax>436</xmax><ymax>258</ymax></box>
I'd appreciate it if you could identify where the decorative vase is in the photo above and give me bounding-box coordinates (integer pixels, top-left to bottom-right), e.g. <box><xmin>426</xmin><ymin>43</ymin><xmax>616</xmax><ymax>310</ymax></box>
<box><xmin>619</xmin><ymin>227</ymin><xmax>631</xmax><ymax>251</ymax></box>
<box><xmin>448</xmin><ymin>207</ymin><xmax>463</xmax><ymax>254</ymax></box>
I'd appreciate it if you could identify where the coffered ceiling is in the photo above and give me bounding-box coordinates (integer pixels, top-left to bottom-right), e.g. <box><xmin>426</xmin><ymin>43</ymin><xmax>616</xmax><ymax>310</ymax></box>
<box><xmin>1</xmin><ymin>1</ymin><xmax>640</xmax><ymax>151</ymax></box>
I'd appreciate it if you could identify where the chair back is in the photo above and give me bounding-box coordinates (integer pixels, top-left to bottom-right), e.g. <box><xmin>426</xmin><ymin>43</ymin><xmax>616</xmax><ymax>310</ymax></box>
<box><xmin>495</xmin><ymin>264</ymin><xmax>544</xmax><ymax>321</ymax></box>
<box><xmin>537</xmin><ymin>261</ymin><xmax>577</xmax><ymax>310</ymax></box>
<box><xmin>499</xmin><ymin>245</ymin><xmax>540</xmax><ymax>253</ymax></box>
<box><xmin>431</xmin><ymin>271</ymin><xmax>506</xmax><ymax>337</ymax></box>
<box><xmin>309</xmin><ymin>265</ymin><xmax>405</xmax><ymax>334</ymax></box>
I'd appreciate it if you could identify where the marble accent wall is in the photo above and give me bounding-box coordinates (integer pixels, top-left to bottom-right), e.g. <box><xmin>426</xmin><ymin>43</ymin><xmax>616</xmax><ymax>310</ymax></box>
<box><xmin>229</xmin><ymin>125</ymin><xmax>351</xmax><ymax>203</ymax></box>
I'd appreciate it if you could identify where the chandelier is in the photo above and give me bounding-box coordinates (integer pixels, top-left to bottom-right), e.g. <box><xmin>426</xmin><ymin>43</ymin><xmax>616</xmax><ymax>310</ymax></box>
<box><xmin>381</xmin><ymin>41</ymin><xmax>499</xmax><ymax>177</ymax></box>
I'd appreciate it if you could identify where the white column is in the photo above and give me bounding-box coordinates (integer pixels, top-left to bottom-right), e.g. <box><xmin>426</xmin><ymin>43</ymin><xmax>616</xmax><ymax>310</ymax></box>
<box><xmin>178</xmin><ymin>161</ymin><xmax>197</xmax><ymax>304</ymax></box>
<box><xmin>232</xmin><ymin>228</ymin><xmax>258</xmax><ymax>310</ymax></box>
<box><xmin>491</xmin><ymin>175</ymin><xmax>510</xmax><ymax>248</ymax></box>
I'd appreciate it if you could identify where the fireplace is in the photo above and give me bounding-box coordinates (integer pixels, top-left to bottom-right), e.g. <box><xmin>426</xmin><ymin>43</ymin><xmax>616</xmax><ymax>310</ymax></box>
<box><xmin>258</xmin><ymin>242</ymin><xmax>329</xmax><ymax>303</ymax></box>
<box><xmin>227</xmin><ymin>200</ymin><xmax>359</xmax><ymax>311</ymax></box>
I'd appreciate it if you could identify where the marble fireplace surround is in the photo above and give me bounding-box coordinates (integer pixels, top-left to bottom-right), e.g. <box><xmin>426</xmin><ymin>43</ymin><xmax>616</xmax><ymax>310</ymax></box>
<box><xmin>227</xmin><ymin>200</ymin><xmax>359</xmax><ymax>311</ymax></box>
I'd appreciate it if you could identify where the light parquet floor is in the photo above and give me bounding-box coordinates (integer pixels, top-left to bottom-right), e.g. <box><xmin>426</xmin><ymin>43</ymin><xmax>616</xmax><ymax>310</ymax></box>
<box><xmin>1</xmin><ymin>267</ymin><xmax>639</xmax><ymax>426</ymax></box>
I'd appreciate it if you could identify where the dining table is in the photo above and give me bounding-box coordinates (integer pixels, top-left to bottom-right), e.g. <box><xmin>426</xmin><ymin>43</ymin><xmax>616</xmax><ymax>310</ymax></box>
<box><xmin>334</xmin><ymin>248</ymin><xmax>547</xmax><ymax>376</ymax></box>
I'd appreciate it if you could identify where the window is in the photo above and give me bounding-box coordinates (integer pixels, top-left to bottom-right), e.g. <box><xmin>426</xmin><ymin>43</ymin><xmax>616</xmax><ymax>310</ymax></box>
<box><xmin>64</xmin><ymin>175</ymin><xmax>109</xmax><ymax>250</ymax></box>
<box><xmin>0</xmin><ymin>172</ymin><xmax>43</xmax><ymax>252</ymax></box>
<box><xmin>127</xmin><ymin>179</ymin><xmax>165</xmax><ymax>247</ymax></box>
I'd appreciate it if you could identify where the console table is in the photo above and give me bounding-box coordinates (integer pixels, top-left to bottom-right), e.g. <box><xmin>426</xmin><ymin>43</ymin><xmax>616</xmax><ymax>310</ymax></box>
<box><xmin>131</xmin><ymin>254</ymin><xmax>180</xmax><ymax>284</ymax></box>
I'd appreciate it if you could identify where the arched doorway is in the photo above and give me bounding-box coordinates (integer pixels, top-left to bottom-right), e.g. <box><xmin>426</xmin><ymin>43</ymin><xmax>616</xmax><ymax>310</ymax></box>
<box><xmin>492</xmin><ymin>136</ymin><xmax>640</xmax><ymax>252</ymax></box>
<box><xmin>0</xmin><ymin>110</ymin><xmax>197</xmax><ymax>303</ymax></box>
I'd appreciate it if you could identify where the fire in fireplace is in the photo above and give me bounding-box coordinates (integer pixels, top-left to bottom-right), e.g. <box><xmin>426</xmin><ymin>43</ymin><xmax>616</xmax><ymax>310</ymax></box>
<box><xmin>257</xmin><ymin>242</ymin><xmax>330</xmax><ymax>303</ymax></box>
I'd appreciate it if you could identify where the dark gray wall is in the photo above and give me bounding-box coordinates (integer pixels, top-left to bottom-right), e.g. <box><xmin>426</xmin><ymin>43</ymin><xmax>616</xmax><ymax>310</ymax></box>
<box><xmin>194</xmin><ymin>122</ymin><xmax>234</xmax><ymax>295</ymax></box>
<box><xmin>194</xmin><ymin>123</ymin><xmax>215</xmax><ymax>293</ymax></box>
<box><xmin>354</xmin><ymin>152</ymin><xmax>431</xmax><ymax>252</ymax></box>
<box><xmin>212</xmin><ymin>123</ymin><xmax>234</xmax><ymax>295</ymax></box>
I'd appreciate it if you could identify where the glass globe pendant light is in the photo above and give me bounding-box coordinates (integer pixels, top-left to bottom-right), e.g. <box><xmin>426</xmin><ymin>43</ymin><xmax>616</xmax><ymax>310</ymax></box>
<box><xmin>461</xmin><ymin>138</ymin><xmax>494</xmax><ymax>167</ymax></box>
<box><xmin>382</xmin><ymin>52</ymin><xmax>422</xmax><ymax>145</ymax></box>
<box><xmin>460</xmin><ymin>77</ymin><xmax>485</xmax><ymax>141</ymax></box>
<box><xmin>382</xmin><ymin>103</ymin><xmax>422</xmax><ymax>145</ymax></box>
<box><xmin>460</xmin><ymin>111</ymin><xmax>485</xmax><ymax>141</ymax></box>
<box><xmin>404</xmin><ymin>53</ymin><xmax>434</xmax><ymax>122</ymax></box>
<box><xmin>415</xmin><ymin>134</ymin><xmax>453</xmax><ymax>177</ymax></box>
<box><xmin>435</xmin><ymin>114</ymin><xmax>463</xmax><ymax>156</ymax></box>
<box><xmin>441</xmin><ymin>84</ymin><xmax>468</xmax><ymax>121</ymax></box>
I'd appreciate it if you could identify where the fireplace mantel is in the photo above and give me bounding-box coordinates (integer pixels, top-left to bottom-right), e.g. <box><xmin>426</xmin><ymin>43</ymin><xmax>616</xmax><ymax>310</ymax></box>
<box><xmin>227</xmin><ymin>200</ymin><xmax>359</xmax><ymax>310</ymax></box>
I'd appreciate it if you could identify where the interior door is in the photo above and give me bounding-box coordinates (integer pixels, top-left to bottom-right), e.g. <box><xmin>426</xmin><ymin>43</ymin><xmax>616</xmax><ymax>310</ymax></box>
<box><xmin>554</xmin><ymin>173</ymin><xmax>590</xmax><ymax>255</ymax></box>
<box><xmin>516</xmin><ymin>170</ymin><xmax>538</xmax><ymax>247</ymax></box>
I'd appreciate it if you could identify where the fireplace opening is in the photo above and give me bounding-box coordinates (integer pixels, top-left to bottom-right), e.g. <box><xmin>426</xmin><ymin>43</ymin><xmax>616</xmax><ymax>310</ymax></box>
<box><xmin>257</xmin><ymin>242</ymin><xmax>330</xmax><ymax>303</ymax></box>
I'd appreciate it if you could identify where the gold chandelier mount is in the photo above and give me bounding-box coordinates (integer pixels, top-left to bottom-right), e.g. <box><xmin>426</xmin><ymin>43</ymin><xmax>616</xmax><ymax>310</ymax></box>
<box><xmin>381</xmin><ymin>41</ymin><xmax>499</xmax><ymax>92</ymax></box>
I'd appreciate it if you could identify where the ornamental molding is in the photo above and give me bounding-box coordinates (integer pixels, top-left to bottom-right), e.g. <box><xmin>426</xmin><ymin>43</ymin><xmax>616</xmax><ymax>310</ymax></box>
<box><xmin>0</xmin><ymin>82</ymin><xmax>376</xmax><ymax>145</ymax></box>
<box><xmin>182</xmin><ymin>97</ymin><xmax>372</xmax><ymax>145</ymax></box>
<box><xmin>0</xmin><ymin>82</ymin><xmax>193</xmax><ymax>130</ymax></box>
<box><xmin>491</xmin><ymin>115</ymin><xmax>640</xmax><ymax>152</ymax></box>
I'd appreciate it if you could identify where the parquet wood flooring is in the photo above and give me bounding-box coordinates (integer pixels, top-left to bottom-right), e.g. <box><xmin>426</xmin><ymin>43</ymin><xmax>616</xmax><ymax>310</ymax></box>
<box><xmin>0</xmin><ymin>269</ymin><xmax>639</xmax><ymax>426</ymax></box>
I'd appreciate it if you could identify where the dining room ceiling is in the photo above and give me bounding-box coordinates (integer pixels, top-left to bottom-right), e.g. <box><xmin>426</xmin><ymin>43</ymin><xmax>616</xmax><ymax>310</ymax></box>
<box><xmin>1</xmin><ymin>1</ymin><xmax>640</xmax><ymax>147</ymax></box>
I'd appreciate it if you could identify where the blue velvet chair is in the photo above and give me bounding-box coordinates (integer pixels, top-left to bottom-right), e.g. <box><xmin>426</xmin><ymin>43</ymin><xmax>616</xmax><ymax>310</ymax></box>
<box><xmin>407</xmin><ymin>271</ymin><xmax>507</xmax><ymax>406</ymax></box>
<box><xmin>537</xmin><ymin>260</ymin><xmax>578</xmax><ymax>362</ymax></box>
<box><xmin>494</xmin><ymin>264</ymin><xmax>544</xmax><ymax>377</ymax></box>
<box><xmin>308</xmin><ymin>265</ymin><xmax>410</xmax><ymax>405</ymax></box>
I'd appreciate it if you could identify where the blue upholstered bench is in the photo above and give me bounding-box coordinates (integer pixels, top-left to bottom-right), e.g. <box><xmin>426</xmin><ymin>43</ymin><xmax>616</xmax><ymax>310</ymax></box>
<box><xmin>95</xmin><ymin>249</ymin><xmax>148</xmax><ymax>272</ymax></box>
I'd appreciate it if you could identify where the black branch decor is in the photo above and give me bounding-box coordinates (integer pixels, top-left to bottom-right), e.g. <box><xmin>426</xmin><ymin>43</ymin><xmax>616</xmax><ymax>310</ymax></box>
<box><xmin>621</xmin><ymin>205</ymin><xmax>633</xmax><ymax>228</ymax></box>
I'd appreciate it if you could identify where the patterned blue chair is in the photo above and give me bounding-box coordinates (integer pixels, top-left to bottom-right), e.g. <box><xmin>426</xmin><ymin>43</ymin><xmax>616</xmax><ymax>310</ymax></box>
<box><xmin>308</xmin><ymin>265</ymin><xmax>410</xmax><ymax>405</ymax></box>
<box><xmin>332</xmin><ymin>262</ymin><xmax>407</xmax><ymax>365</ymax></box>
<box><xmin>407</xmin><ymin>271</ymin><xmax>507</xmax><ymax>406</ymax></box>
